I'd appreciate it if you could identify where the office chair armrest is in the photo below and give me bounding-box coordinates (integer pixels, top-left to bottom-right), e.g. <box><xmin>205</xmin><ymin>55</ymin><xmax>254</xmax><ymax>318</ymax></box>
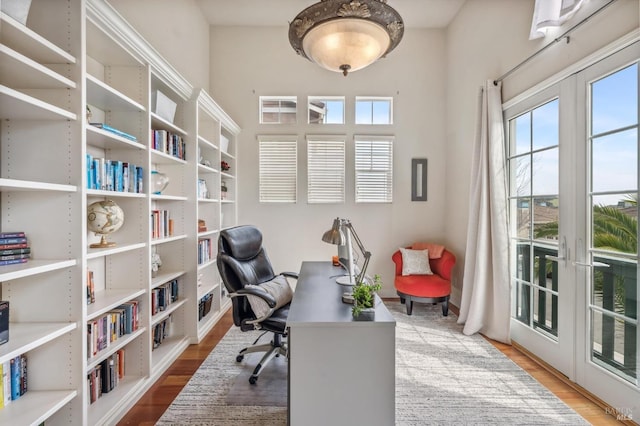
<box><xmin>281</xmin><ymin>271</ymin><xmax>299</xmax><ymax>280</ymax></box>
<box><xmin>235</xmin><ymin>287</ymin><xmax>277</xmax><ymax>307</ymax></box>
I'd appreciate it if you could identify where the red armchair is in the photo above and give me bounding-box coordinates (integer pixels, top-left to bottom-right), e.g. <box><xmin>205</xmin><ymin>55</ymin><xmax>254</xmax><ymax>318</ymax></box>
<box><xmin>392</xmin><ymin>246</ymin><xmax>456</xmax><ymax>316</ymax></box>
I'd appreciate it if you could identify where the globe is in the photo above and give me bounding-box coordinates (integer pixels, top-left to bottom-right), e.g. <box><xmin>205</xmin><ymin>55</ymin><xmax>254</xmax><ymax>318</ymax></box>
<box><xmin>87</xmin><ymin>200</ymin><xmax>124</xmax><ymax>248</ymax></box>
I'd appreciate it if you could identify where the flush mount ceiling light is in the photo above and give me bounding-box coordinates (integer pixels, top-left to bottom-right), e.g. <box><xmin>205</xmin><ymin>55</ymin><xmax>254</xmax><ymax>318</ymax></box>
<box><xmin>289</xmin><ymin>0</ymin><xmax>404</xmax><ymax>76</ymax></box>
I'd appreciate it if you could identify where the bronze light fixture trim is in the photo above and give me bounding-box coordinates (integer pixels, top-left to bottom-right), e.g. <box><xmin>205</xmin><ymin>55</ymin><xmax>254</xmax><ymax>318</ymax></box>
<box><xmin>289</xmin><ymin>0</ymin><xmax>404</xmax><ymax>76</ymax></box>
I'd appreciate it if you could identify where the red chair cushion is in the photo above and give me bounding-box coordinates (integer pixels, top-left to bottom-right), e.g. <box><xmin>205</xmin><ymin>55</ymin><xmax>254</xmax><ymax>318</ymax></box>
<box><xmin>394</xmin><ymin>274</ymin><xmax>451</xmax><ymax>298</ymax></box>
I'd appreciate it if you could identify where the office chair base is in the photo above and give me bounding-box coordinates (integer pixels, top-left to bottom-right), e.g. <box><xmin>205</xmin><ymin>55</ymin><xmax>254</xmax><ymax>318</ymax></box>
<box><xmin>236</xmin><ymin>334</ymin><xmax>288</xmax><ymax>384</ymax></box>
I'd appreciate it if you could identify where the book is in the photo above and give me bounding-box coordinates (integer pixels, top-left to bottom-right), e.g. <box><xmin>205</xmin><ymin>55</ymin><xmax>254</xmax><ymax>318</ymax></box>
<box><xmin>0</xmin><ymin>363</ymin><xmax>4</xmax><ymax>409</ymax></box>
<box><xmin>0</xmin><ymin>238</ymin><xmax>27</xmax><ymax>245</ymax></box>
<box><xmin>87</xmin><ymin>270</ymin><xmax>95</xmax><ymax>305</ymax></box>
<box><xmin>0</xmin><ymin>232</ymin><xmax>25</xmax><ymax>238</ymax></box>
<box><xmin>0</xmin><ymin>259</ymin><xmax>28</xmax><ymax>266</ymax></box>
<box><xmin>0</xmin><ymin>254</ymin><xmax>30</xmax><ymax>261</ymax></box>
<box><xmin>0</xmin><ymin>248</ymin><xmax>30</xmax><ymax>256</ymax></box>
<box><xmin>2</xmin><ymin>360</ymin><xmax>10</xmax><ymax>407</ymax></box>
<box><xmin>0</xmin><ymin>243</ymin><xmax>28</xmax><ymax>250</ymax></box>
<box><xmin>10</xmin><ymin>356</ymin><xmax>20</xmax><ymax>400</ymax></box>
<box><xmin>89</xmin><ymin>123</ymin><xmax>137</xmax><ymax>142</ymax></box>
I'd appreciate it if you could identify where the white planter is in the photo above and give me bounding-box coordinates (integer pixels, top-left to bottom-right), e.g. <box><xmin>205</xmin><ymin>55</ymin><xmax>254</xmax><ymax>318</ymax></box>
<box><xmin>2</xmin><ymin>0</ymin><xmax>32</xmax><ymax>25</ymax></box>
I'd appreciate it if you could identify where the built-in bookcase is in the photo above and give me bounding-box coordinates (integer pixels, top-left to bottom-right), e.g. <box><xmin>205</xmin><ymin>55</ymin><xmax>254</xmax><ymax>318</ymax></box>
<box><xmin>1</xmin><ymin>0</ymin><xmax>239</xmax><ymax>424</ymax></box>
<box><xmin>185</xmin><ymin>90</ymin><xmax>239</xmax><ymax>343</ymax></box>
<box><xmin>0</xmin><ymin>0</ymin><xmax>83</xmax><ymax>425</ymax></box>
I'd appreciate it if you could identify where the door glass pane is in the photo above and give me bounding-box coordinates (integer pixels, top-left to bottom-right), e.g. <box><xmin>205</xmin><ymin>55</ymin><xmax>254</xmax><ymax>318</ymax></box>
<box><xmin>589</xmin><ymin>62</ymin><xmax>638</xmax><ymax>384</ymax></box>
<box><xmin>509</xmin><ymin>98</ymin><xmax>560</xmax><ymax>341</ymax></box>
<box><xmin>532</xmin><ymin>148</ymin><xmax>559</xmax><ymax>195</ymax></box>
<box><xmin>592</xmin><ymin>129</ymin><xmax>637</xmax><ymax>193</ymax></box>
<box><xmin>592</xmin><ymin>64</ymin><xmax>638</xmax><ymax>135</ymax></box>
<box><xmin>514</xmin><ymin>112</ymin><xmax>531</xmax><ymax>155</ymax></box>
<box><xmin>532</xmin><ymin>99</ymin><xmax>559</xmax><ymax>150</ymax></box>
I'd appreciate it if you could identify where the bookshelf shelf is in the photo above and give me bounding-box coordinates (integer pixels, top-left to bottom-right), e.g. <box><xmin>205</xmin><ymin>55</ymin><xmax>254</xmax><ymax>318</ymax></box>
<box><xmin>198</xmin><ymin>230</ymin><xmax>220</xmax><ymax>238</ymax></box>
<box><xmin>197</xmin><ymin>135</ymin><xmax>217</xmax><ymax>150</ymax></box>
<box><xmin>150</xmin><ymin>194</ymin><xmax>188</xmax><ymax>202</ymax></box>
<box><xmin>0</xmin><ymin>178</ymin><xmax>77</xmax><ymax>193</ymax></box>
<box><xmin>0</xmin><ymin>12</ymin><xmax>76</xmax><ymax>64</ymax></box>
<box><xmin>86</xmin><ymin>242</ymin><xmax>147</xmax><ymax>259</ymax></box>
<box><xmin>0</xmin><ymin>259</ymin><xmax>77</xmax><ymax>282</ymax></box>
<box><xmin>86</xmin><ymin>124</ymin><xmax>146</xmax><ymax>150</ymax></box>
<box><xmin>0</xmin><ymin>84</ymin><xmax>77</xmax><ymax>120</ymax></box>
<box><xmin>87</xmin><ymin>289</ymin><xmax>147</xmax><ymax>321</ymax></box>
<box><xmin>0</xmin><ymin>389</ymin><xmax>78</xmax><ymax>426</ymax></box>
<box><xmin>151</xmin><ymin>149</ymin><xmax>188</xmax><ymax>165</ymax></box>
<box><xmin>151</xmin><ymin>112</ymin><xmax>188</xmax><ymax>135</ymax></box>
<box><xmin>198</xmin><ymin>163</ymin><xmax>218</xmax><ymax>174</ymax></box>
<box><xmin>86</xmin><ymin>74</ymin><xmax>146</xmax><ymax>112</ymax></box>
<box><xmin>198</xmin><ymin>282</ymin><xmax>220</xmax><ymax>301</ymax></box>
<box><xmin>151</xmin><ymin>270</ymin><xmax>186</xmax><ymax>288</ymax></box>
<box><xmin>150</xmin><ymin>335</ymin><xmax>190</xmax><ymax>374</ymax></box>
<box><xmin>86</xmin><ymin>327</ymin><xmax>146</xmax><ymax>371</ymax></box>
<box><xmin>198</xmin><ymin>198</ymin><xmax>219</xmax><ymax>203</ymax></box>
<box><xmin>88</xmin><ymin>375</ymin><xmax>146</xmax><ymax>426</ymax></box>
<box><xmin>0</xmin><ymin>44</ymin><xmax>76</xmax><ymax>89</ymax></box>
<box><xmin>221</xmin><ymin>171</ymin><xmax>235</xmax><ymax>179</ymax></box>
<box><xmin>151</xmin><ymin>234</ymin><xmax>188</xmax><ymax>246</ymax></box>
<box><xmin>197</xmin><ymin>258</ymin><xmax>217</xmax><ymax>271</ymax></box>
<box><xmin>151</xmin><ymin>298</ymin><xmax>187</xmax><ymax>326</ymax></box>
<box><xmin>0</xmin><ymin>322</ymin><xmax>77</xmax><ymax>364</ymax></box>
<box><xmin>86</xmin><ymin>189</ymin><xmax>146</xmax><ymax>198</ymax></box>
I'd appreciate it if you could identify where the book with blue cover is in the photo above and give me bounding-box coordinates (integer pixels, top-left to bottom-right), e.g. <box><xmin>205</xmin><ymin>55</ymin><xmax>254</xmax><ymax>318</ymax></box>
<box><xmin>90</xmin><ymin>123</ymin><xmax>137</xmax><ymax>142</ymax></box>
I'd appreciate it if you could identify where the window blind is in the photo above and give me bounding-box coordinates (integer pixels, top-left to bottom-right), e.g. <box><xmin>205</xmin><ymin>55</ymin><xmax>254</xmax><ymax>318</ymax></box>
<box><xmin>307</xmin><ymin>138</ymin><xmax>345</xmax><ymax>203</ymax></box>
<box><xmin>259</xmin><ymin>138</ymin><xmax>297</xmax><ymax>203</ymax></box>
<box><xmin>355</xmin><ymin>137</ymin><xmax>393</xmax><ymax>203</ymax></box>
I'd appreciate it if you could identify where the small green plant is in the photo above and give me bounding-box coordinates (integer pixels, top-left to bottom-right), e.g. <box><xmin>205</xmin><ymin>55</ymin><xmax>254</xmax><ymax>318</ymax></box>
<box><xmin>351</xmin><ymin>274</ymin><xmax>382</xmax><ymax>317</ymax></box>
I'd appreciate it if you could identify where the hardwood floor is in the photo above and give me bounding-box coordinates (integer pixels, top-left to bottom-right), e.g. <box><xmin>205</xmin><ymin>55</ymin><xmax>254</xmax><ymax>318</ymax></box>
<box><xmin>118</xmin><ymin>307</ymin><xmax>629</xmax><ymax>425</ymax></box>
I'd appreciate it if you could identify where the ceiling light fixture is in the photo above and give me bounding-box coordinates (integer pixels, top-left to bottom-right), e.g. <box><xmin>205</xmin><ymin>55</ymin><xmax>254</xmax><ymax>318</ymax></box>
<box><xmin>289</xmin><ymin>0</ymin><xmax>404</xmax><ymax>77</ymax></box>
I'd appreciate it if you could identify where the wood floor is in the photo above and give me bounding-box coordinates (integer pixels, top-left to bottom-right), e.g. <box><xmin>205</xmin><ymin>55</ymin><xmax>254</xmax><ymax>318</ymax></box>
<box><xmin>118</xmin><ymin>306</ymin><xmax>629</xmax><ymax>426</ymax></box>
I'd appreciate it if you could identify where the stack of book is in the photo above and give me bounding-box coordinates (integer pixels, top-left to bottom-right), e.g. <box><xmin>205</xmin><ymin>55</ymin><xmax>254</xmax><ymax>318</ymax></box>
<box><xmin>151</xmin><ymin>279</ymin><xmax>179</xmax><ymax>316</ymax></box>
<box><xmin>151</xmin><ymin>209</ymin><xmax>174</xmax><ymax>239</ymax></box>
<box><xmin>86</xmin><ymin>154</ymin><xmax>144</xmax><ymax>193</ymax></box>
<box><xmin>87</xmin><ymin>300</ymin><xmax>139</xmax><ymax>359</ymax></box>
<box><xmin>152</xmin><ymin>315</ymin><xmax>172</xmax><ymax>350</ymax></box>
<box><xmin>198</xmin><ymin>292</ymin><xmax>213</xmax><ymax>321</ymax></box>
<box><xmin>197</xmin><ymin>238</ymin><xmax>212</xmax><ymax>265</ymax></box>
<box><xmin>152</xmin><ymin>129</ymin><xmax>186</xmax><ymax>160</ymax></box>
<box><xmin>0</xmin><ymin>232</ymin><xmax>30</xmax><ymax>266</ymax></box>
<box><xmin>0</xmin><ymin>353</ymin><xmax>27</xmax><ymax>408</ymax></box>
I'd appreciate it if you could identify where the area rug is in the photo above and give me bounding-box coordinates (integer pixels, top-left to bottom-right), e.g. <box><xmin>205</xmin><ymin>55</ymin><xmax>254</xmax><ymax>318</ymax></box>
<box><xmin>157</xmin><ymin>302</ymin><xmax>589</xmax><ymax>425</ymax></box>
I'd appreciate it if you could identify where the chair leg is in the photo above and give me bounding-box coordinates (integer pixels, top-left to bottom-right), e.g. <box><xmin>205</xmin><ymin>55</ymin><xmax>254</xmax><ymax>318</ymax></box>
<box><xmin>442</xmin><ymin>298</ymin><xmax>449</xmax><ymax>316</ymax></box>
<box><xmin>399</xmin><ymin>296</ymin><xmax>405</xmax><ymax>304</ymax></box>
<box><xmin>406</xmin><ymin>299</ymin><xmax>413</xmax><ymax>315</ymax></box>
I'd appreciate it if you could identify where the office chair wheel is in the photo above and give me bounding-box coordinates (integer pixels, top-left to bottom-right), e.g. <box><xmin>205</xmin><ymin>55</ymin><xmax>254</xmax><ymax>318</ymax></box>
<box><xmin>249</xmin><ymin>375</ymin><xmax>258</xmax><ymax>385</ymax></box>
<box><xmin>236</xmin><ymin>355</ymin><xmax>244</xmax><ymax>362</ymax></box>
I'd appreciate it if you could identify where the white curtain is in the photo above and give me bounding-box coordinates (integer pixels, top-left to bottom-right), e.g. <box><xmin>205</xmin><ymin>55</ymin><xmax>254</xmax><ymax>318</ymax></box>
<box><xmin>529</xmin><ymin>0</ymin><xmax>585</xmax><ymax>39</ymax></box>
<box><xmin>457</xmin><ymin>80</ymin><xmax>511</xmax><ymax>344</ymax></box>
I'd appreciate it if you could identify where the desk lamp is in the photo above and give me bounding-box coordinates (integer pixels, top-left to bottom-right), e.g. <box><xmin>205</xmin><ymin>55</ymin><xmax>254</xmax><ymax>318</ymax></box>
<box><xmin>321</xmin><ymin>217</ymin><xmax>371</xmax><ymax>286</ymax></box>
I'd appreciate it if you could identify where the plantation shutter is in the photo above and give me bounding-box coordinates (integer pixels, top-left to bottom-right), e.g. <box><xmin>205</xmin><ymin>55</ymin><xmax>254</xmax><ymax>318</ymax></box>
<box><xmin>307</xmin><ymin>137</ymin><xmax>345</xmax><ymax>203</ymax></box>
<box><xmin>259</xmin><ymin>136</ymin><xmax>297</xmax><ymax>203</ymax></box>
<box><xmin>355</xmin><ymin>137</ymin><xmax>393</xmax><ymax>203</ymax></box>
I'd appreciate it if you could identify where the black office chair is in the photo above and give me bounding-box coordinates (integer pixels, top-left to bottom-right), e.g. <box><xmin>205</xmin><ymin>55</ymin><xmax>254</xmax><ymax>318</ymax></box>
<box><xmin>217</xmin><ymin>225</ymin><xmax>297</xmax><ymax>384</ymax></box>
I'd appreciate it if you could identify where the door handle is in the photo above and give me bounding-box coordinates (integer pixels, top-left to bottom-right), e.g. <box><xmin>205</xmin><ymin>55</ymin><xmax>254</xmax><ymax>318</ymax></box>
<box><xmin>546</xmin><ymin>255</ymin><xmax>564</xmax><ymax>262</ymax></box>
<box><xmin>574</xmin><ymin>261</ymin><xmax>610</xmax><ymax>268</ymax></box>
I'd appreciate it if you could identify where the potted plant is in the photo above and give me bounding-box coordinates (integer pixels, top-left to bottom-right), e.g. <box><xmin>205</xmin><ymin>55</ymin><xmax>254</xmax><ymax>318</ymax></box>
<box><xmin>351</xmin><ymin>274</ymin><xmax>382</xmax><ymax>320</ymax></box>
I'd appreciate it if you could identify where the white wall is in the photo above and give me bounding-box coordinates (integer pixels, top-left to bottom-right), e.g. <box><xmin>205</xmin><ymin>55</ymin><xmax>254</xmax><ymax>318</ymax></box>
<box><xmin>209</xmin><ymin>26</ymin><xmax>448</xmax><ymax>296</ymax></box>
<box><xmin>107</xmin><ymin>0</ymin><xmax>210</xmax><ymax>91</ymax></box>
<box><xmin>445</xmin><ymin>0</ymin><xmax>639</xmax><ymax>304</ymax></box>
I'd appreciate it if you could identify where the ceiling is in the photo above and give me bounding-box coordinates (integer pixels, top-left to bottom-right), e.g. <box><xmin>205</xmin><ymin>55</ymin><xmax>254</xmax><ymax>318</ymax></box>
<box><xmin>195</xmin><ymin>0</ymin><xmax>467</xmax><ymax>29</ymax></box>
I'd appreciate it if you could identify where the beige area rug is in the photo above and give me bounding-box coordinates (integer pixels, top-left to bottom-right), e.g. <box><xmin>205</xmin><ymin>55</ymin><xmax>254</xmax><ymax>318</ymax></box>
<box><xmin>157</xmin><ymin>302</ymin><xmax>589</xmax><ymax>425</ymax></box>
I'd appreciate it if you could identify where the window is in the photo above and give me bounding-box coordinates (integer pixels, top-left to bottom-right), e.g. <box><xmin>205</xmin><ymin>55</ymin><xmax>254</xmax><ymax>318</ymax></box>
<box><xmin>355</xmin><ymin>136</ymin><xmax>393</xmax><ymax>203</ymax></box>
<box><xmin>355</xmin><ymin>97</ymin><xmax>393</xmax><ymax>125</ymax></box>
<box><xmin>259</xmin><ymin>96</ymin><xmax>297</xmax><ymax>124</ymax></box>
<box><xmin>258</xmin><ymin>135</ymin><xmax>297</xmax><ymax>203</ymax></box>
<box><xmin>307</xmin><ymin>136</ymin><xmax>345</xmax><ymax>203</ymax></box>
<box><xmin>308</xmin><ymin>97</ymin><xmax>345</xmax><ymax>124</ymax></box>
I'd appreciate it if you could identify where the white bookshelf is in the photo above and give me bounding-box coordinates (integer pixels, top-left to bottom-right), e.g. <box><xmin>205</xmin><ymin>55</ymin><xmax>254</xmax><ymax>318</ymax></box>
<box><xmin>0</xmin><ymin>2</ymin><xmax>83</xmax><ymax>426</ymax></box>
<box><xmin>185</xmin><ymin>89</ymin><xmax>239</xmax><ymax>343</ymax></box>
<box><xmin>0</xmin><ymin>1</ymin><xmax>240</xmax><ymax>423</ymax></box>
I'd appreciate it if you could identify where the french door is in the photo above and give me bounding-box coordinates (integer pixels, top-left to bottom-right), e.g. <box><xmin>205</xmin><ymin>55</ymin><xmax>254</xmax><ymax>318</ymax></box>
<box><xmin>507</xmin><ymin>42</ymin><xmax>639</xmax><ymax>421</ymax></box>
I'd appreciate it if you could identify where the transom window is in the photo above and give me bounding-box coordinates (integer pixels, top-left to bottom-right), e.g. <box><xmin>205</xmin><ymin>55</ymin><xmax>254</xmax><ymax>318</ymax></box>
<box><xmin>308</xmin><ymin>96</ymin><xmax>345</xmax><ymax>124</ymax></box>
<box><xmin>260</xmin><ymin>96</ymin><xmax>297</xmax><ymax>124</ymax></box>
<box><xmin>355</xmin><ymin>97</ymin><xmax>393</xmax><ymax>125</ymax></box>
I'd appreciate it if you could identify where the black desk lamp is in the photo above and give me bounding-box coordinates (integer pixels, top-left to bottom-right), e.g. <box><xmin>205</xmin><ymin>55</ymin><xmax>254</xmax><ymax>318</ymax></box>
<box><xmin>321</xmin><ymin>217</ymin><xmax>371</xmax><ymax>286</ymax></box>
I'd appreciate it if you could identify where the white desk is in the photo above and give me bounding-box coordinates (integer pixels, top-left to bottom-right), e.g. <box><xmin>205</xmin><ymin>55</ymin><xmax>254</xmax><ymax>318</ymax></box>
<box><xmin>287</xmin><ymin>261</ymin><xmax>396</xmax><ymax>426</ymax></box>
